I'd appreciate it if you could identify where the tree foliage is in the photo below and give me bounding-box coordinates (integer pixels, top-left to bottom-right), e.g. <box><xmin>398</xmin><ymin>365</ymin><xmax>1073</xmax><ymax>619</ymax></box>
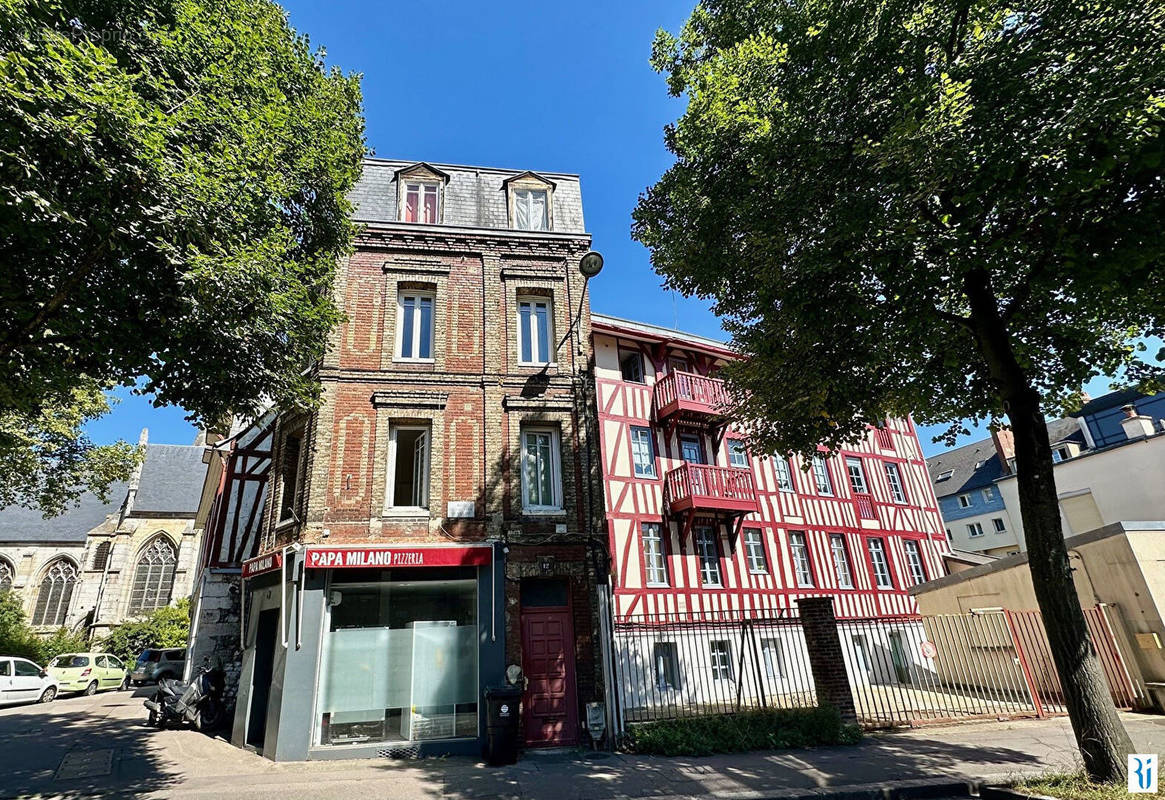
<box><xmin>101</xmin><ymin>597</ymin><xmax>189</xmax><ymax>664</ymax></box>
<box><xmin>635</xmin><ymin>0</ymin><xmax>1162</xmax><ymax>456</ymax></box>
<box><xmin>0</xmin><ymin>0</ymin><xmax>366</xmax><ymax>511</ymax></box>
<box><xmin>0</xmin><ymin>589</ymin><xmax>89</xmax><ymax>664</ymax></box>
<box><xmin>634</xmin><ymin>0</ymin><xmax>1161</xmax><ymax>781</ymax></box>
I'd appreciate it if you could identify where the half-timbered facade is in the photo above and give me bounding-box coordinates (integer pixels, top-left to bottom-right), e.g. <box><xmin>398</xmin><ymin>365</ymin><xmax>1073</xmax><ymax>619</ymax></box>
<box><xmin>592</xmin><ymin>314</ymin><xmax>949</xmax><ymax>622</ymax></box>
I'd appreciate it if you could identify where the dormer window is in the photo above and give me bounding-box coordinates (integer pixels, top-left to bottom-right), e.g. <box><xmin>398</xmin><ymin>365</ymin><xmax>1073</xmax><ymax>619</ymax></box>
<box><xmin>404</xmin><ymin>182</ymin><xmax>440</xmax><ymax>223</ymax></box>
<box><xmin>504</xmin><ymin>172</ymin><xmax>555</xmax><ymax>231</ymax></box>
<box><xmin>394</xmin><ymin>162</ymin><xmax>449</xmax><ymax>225</ymax></box>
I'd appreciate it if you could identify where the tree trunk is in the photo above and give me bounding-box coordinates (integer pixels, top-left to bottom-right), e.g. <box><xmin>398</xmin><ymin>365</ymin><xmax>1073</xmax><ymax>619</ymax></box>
<box><xmin>1006</xmin><ymin>388</ymin><xmax>1134</xmax><ymax>782</ymax></box>
<box><xmin>963</xmin><ymin>268</ymin><xmax>1134</xmax><ymax>783</ymax></box>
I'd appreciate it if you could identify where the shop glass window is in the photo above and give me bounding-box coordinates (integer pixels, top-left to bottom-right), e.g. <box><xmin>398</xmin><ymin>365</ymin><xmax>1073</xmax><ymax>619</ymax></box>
<box><xmin>521</xmin><ymin>427</ymin><xmax>562</xmax><ymax>512</ymax></box>
<box><xmin>388</xmin><ymin>425</ymin><xmax>430</xmax><ymax>510</ymax></box>
<box><xmin>317</xmin><ymin>567</ymin><xmax>478</xmax><ymax>746</ymax></box>
<box><xmin>630</xmin><ymin>427</ymin><xmax>656</xmax><ymax>478</ymax></box>
<box><xmin>518</xmin><ymin>297</ymin><xmax>553</xmax><ymax>364</ymax></box>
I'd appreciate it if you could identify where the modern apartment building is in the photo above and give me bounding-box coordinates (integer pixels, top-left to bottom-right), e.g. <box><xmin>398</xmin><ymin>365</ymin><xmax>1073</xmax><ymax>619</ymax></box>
<box><xmin>230</xmin><ymin>159</ymin><xmax>606</xmax><ymax>761</ymax></box>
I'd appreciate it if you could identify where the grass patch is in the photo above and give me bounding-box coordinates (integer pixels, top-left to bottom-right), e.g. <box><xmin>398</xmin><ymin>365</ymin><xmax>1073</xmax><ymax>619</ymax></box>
<box><xmin>1014</xmin><ymin>772</ymin><xmax>1147</xmax><ymax>800</ymax></box>
<box><xmin>626</xmin><ymin>705</ymin><xmax>862</xmax><ymax>756</ymax></box>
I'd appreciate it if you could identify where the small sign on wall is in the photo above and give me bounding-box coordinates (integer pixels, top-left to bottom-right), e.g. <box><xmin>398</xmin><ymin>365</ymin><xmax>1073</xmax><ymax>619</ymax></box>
<box><xmin>447</xmin><ymin>501</ymin><xmax>475</xmax><ymax>518</ymax></box>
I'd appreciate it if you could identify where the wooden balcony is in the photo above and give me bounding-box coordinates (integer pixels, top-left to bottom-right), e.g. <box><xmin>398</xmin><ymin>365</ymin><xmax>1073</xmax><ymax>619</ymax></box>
<box><xmin>653</xmin><ymin>371</ymin><xmax>730</xmax><ymax>425</ymax></box>
<box><xmin>665</xmin><ymin>463</ymin><xmax>760</xmax><ymax>516</ymax></box>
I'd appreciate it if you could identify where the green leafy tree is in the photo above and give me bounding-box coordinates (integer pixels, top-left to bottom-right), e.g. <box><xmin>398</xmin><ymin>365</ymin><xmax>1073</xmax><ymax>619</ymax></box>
<box><xmin>101</xmin><ymin>598</ymin><xmax>190</xmax><ymax>664</ymax></box>
<box><xmin>0</xmin><ymin>0</ymin><xmax>366</xmax><ymax>513</ymax></box>
<box><xmin>0</xmin><ymin>590</ymin><xmax>88</xmax><ymax>663</ymax></box>
<box><xmin>634</xmin><ymin>0</ymin><xmax>1161</xmax><ymax>782</ymax></box>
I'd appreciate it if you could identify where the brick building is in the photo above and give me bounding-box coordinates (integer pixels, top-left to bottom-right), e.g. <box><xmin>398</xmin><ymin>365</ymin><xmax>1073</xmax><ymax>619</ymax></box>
<box><xmin>231</xmin><ymin>159</ymin><xmax>607</xmax><ymax>761</ymax></box>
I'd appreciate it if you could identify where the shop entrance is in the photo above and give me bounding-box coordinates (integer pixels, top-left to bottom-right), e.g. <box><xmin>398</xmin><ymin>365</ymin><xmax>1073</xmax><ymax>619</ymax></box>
<box><xmin>519</xmin><ymin>578</ymin><xmax>578</xmax><ymax>747</ymax></box>
<box><xmin>247</xmin><ymin>608</ymin><xmax>279</xmax><ymax>749</ymax></box>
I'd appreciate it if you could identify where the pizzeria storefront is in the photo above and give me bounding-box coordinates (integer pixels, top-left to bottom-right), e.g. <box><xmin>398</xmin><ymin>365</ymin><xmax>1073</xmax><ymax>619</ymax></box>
<box><xmin>233</xmin><ymin>543</ymin><xmax>505</xmax><ymax>761</ymax></box>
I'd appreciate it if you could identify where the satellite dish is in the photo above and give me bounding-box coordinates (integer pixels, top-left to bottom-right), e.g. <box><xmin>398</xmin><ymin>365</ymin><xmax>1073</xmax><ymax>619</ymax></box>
<box><xmin>578</xmin><ymin>250</ymin><xmax>604</xmax><ymax>278</ymax></box>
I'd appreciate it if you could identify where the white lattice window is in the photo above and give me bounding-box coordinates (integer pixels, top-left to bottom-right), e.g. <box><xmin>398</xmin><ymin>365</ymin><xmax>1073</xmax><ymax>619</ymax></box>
<box><xmin>128</xmin><ymin>537</ymin><xmax>178</xmax><ymax>616</ymax></box>
<box><xmin>32</xmin><ymin>559</ymin><xmax>78</xmax><ymax>627</ymax></box>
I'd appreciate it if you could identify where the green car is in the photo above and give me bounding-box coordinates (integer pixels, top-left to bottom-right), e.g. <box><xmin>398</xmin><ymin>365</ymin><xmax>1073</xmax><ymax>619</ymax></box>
<box><xmin>47</xmin><ymin>653</ymin><xmax>129</xmax><ymax>696</ymax></box>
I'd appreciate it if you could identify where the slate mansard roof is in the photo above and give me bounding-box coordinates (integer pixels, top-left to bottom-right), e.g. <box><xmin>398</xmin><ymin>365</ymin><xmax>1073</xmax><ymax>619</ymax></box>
<box><xmin>926</xmin><ymin>439</ymin><xmax>1007</xmax><ymax>499</ymax></box>
<box><xmin>349</xmin><ymin>158</ymin><xmax>587</xmax><ymax>234</ymax></box>
<box><xmin>0</xmin><ymin>444</ymin><xmax>206</xmax><ymax>544</ymax></box>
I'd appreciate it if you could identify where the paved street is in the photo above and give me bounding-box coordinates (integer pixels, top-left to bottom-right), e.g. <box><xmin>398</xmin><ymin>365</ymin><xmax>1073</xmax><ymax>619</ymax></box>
<box><xmin>3</xmin><ymin>688</ymin><xmax>1165</xmax><ymax>800</ymax></box>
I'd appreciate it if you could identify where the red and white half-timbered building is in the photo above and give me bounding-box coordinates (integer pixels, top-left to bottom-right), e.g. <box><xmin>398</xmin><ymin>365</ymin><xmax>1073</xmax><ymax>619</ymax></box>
<box><xmin>592</xmin><ymin>314</ymin><xmax>950</xmax><ymax>623</ymax></box>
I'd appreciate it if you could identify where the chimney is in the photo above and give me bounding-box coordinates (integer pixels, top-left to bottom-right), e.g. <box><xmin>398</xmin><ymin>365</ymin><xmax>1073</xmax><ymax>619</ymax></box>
<box><xmin>1120</xmin><ymin>403</ymin><xmax>1155</xmax><ymax>440</ymax></box>
<box><xmin>991</xmin><ymin>427</ymin><xmax>1016</xmax><ymax>473</ymax></box>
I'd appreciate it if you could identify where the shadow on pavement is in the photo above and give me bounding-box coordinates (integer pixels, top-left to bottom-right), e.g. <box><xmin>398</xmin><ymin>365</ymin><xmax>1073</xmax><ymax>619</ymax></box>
<box><xmin>366</xmin><ymin>729</ymin><xmax>1052</xmax><ymax>800</ymax></box>
<box><xmin>0</xmin><ymin>691</ymin><xmax>181</xmax><ymax>799</ymax></box>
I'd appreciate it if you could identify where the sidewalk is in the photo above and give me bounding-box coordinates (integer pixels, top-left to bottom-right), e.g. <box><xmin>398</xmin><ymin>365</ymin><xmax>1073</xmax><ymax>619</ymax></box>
<box><xmin>3</xmin><ymin>691</ymin><xmax>1163</xmax><ymax>800</ymax></box>
<box><xmin>154</xmin><ymin>713</ymin><xmax>1165</xmax><ymax>800</ymax></box>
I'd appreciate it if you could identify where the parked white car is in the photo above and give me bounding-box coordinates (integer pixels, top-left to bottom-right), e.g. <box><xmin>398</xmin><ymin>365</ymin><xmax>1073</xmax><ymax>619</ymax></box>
<box><xmin>0</xmin><ymin>656</ymin><xmax>59</xmax><ymax>706</ymax></box>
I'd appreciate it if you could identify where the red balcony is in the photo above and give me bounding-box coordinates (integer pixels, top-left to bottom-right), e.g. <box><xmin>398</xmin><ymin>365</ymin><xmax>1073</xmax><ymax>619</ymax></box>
<box><xmin>665</xmin><ymin>464</ymin><xmax>760</xmax><ymax>516</ymax></box>
<box><xmin>874</xmin><ymin>427</ymin><xmax>894</xmax><ymax>450</ymax></box>
<box><xmin>653</xmin><ymin>371</ymin><xmax>730</xmax><ymax>425</ymax></box>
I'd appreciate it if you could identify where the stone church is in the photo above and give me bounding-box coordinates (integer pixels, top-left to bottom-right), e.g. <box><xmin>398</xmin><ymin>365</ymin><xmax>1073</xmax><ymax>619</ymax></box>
<box><xmin>0</xmin><ymin>430</ymin><xmax>210</xmax><ymax>638</ymax></box>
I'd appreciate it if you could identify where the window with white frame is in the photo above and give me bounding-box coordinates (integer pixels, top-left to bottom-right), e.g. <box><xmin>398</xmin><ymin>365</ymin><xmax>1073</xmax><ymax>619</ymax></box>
<box><xmin>774</xmin><ymin>457</ymin><xmax>794</xmax><ymax>491</ymax></box>
<box><xmin>992</xmin><ymin>517</ymin><xmax>1007</xmax><ymax>533</ymax></box>
<box><xmin>883</xmin><ymin>462</ymin><xmax>907</xmax><ymax>503</ymax></box>
<box><xmin>812</xmin><ymin>455</ymin><xmax>833</xmax><ymax>495</ymax></box>
<box><xmin>630</xmin><ymin>426</ymin><xmax>656</xmax><ymax>478</ymax></box>
<box><xmin>829</xmin><ymin>534</ymin><xmax>855</xmax><ymax>589</ymax></box>
<box><xmin>967</xmin><ymin>521</ymin><xmax>985</xmax><ymax>537</ymax></box>
<box><xmin>403</xmin><ymin>182</ymin><xmax>440</xmax><ymax>224</ymax></box>
<box><xmin>981</xmin><ymin>487</ymin><xmax>995</xmax><ymax>502</ymax></box>
<box><xmin>388</xmin><ymin>425</ymin><xmax>431</xmax><ymax>511</ymax></box>
<box><xmin>743</xmin><ymin>528</ymin><xmax>768</xmax><ymax>574</ymax></box>
<box><xmin>903</xmin><ymin>539</ymin><xmax>927</xmax><ymax>586</ymax></box>
<box><xmin>709</xmin><ymin>640</ymin><xmax>732</xmax><ymax>681</ymax></box>
<box><xmin>761</xmin><ymin>638</ymin><xmax>786</xmax><ymax>679</ymax></box>
<box><xmin>789</xmin><ymin>531</ymin><xmax>814</xmax><ymax>588</ymax></box>
<box><xmin>695</xmin><ymin>526</ymin><xmax>722</xmax><ymax>587</ymax></box>
<box><xmin>957</xmin><ymin>494</ymin><xmax>971</xmax><ymax>508</ymax></box>
<box><xmin>868</xmin><ymin>538</ymin><xmax>894</xmax><ymax>589</ymax></box>
<box><xmin>728</xmin><ymin>440</ymin><xmax>749</xmax><ymax>469</ymax></box>
<box><xmin>396</xmin><ymin>292</ymin><xmax>434</xmax><ymax>361</ymax></box>
<box><xmin>641</xmin><ymin>522</ymin><xmax>668</xmax><ymax>586</ymax></box>
<box><xmin>654</xmin><ymin>642</ymin><xmax>680</xmax><ymax>690</ymax></box>
<box><xmin>517</xmin><ymin>297</ymin><xmax>553</xmax><ymax>365</ymax></box>
<box><xmin>513</xmin><ymin>188</ymin><xmax>549</xmax><ymax>231</ymax></box>
<box><xmin>278</xmin><ymin>431</ymin><xmax>302</xmax><ymax>522</ymax></box>
<box><xmin>845</xmin><ymin>456</ymin><xmax>868</xmax><ymax>494</ymax></box>
<box><xmin>521</xmin><ymin>427</ymin><xmax>563</xmax><ymax>512</ymax></box>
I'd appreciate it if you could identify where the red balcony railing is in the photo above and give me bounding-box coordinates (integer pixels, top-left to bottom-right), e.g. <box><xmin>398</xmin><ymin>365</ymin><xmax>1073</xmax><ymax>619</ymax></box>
<box><xmin>665</xmin><ymin>463</ymin><xmax>759</xmax><ymax>515</ymax></box>
<box><xmin>874</xmin><ymin>427</ymin><xmax>894</xmax><ymax>450</ymax></box>
<box><xmin>854</xmin><ymin>494</ymin><xmax>877</xmax><ymax>520</ymax></box>
<box><xmin>653</xmin><ymin>371</ymin><xmax>730</xmax><ymax>423</ymax></box>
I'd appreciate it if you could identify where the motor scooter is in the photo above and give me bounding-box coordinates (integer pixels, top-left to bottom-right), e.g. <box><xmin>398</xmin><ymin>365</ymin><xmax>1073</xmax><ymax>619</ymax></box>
<box><xmin>144</xmin><ymin>662</ymin><xmax>228</xmax><ymax>732</ymax></box>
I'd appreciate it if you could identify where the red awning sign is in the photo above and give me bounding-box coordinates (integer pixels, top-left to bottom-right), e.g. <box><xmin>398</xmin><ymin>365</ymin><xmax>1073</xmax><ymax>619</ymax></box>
<box><xmin>242</xmin><ymin>551</ymin><xmax>283</xmax><ymax>579</ymax></box>
<box><xmin>305</xmin><ymin>546</ymin><xmax>491</xmax><ymax>570</ymax></box>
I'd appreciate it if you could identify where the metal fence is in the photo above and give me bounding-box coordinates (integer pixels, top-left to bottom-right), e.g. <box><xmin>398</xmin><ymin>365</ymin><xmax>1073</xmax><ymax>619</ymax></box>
<box><xmin>612</xmin><ymin>608</ymin><xmax>817</xmax><ymax>725</ymax></box>
<box><xmin>611</xmin><ymin>603</ymin><xmax>1147</xmax><ymax>733</ymax></box>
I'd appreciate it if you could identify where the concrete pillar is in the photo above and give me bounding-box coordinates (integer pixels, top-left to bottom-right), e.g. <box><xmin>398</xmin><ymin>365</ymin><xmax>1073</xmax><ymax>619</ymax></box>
<box><xmin>796</xmin><ymin>596</ymin><xmax>857</xmax><ymax>720</ymax></box>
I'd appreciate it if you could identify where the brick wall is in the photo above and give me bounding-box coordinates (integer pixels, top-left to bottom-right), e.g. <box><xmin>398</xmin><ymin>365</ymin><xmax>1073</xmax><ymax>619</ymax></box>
<box><xmin>796</xmin><ymin>596</ymin><xmax>857</xmax><ymax>719</ymax></box>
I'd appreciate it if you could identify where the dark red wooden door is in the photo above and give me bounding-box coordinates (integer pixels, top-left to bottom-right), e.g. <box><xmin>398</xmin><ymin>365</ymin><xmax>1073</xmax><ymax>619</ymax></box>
<box><xmin>520</xmin><ymin>609</ymin><xmax>578</xmax><ymax>747</ymax></box>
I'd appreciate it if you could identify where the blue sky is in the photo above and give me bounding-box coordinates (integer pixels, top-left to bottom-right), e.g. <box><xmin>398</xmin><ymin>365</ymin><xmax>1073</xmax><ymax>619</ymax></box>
<box><xmin>81</xmin><ymin>0</ymin><xmax>1142</xmax><ymax>457</ymax></box>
